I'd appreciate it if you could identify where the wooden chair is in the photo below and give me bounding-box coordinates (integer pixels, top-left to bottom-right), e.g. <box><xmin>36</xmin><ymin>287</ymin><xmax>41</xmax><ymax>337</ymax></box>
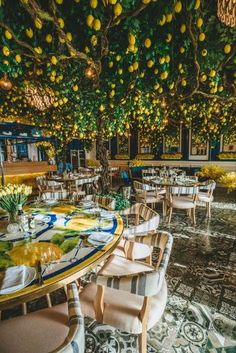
<box><xmin>114</xmin><ymin>203</ymin><xmax>160</xmax><ymax>265</ymax></box>
<box><xmin>80</xmin><ymin>231</ymin><xmax>173</xmax><ymax>353</ymax></box>
<box><xmin>83</xmin><ymin>194</ymin><xmax>116</xmax><ymax>211</ymax></box>
<box><xmin>198</xmin><ymin>180</ymin><xmax>216</xmax><ymax>218</ymax></box>
<box><xmin>166</xmin><ymin>185</ymin><xmax>199</xmax><ymax>225</ymax></box>
<box><xmin>133</xmin><ymin>181</ymin><xmax>165</xmax><ymax>212</ymax></box>
<box><xmin>0</xmin><ymin>283</ymin><xmax>85</xmax><ymax>353</ymax></box>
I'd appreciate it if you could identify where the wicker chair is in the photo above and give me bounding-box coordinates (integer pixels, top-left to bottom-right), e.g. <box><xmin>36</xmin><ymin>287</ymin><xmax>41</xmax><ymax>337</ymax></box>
<box><xmin>80</xmin><ymin>231</ymin><xmax>173</xmax><ymax>353</ymax></box>
<box><xmin>114</xmin><ymin>203</ymin><xmax>160</xmax><ymax>264</ymax></box>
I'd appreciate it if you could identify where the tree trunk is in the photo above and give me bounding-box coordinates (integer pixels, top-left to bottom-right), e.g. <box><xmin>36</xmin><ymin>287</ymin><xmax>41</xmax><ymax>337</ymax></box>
<box><xmin>96</xmin><ymin>116</ymin><xmax>110</xmax><ymax>194</ymax></box>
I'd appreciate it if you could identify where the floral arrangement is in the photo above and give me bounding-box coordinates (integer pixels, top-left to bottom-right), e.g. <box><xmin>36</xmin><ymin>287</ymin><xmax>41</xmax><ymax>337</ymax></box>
<box><xmin>217</xmin><ymin>152</ymin><xmax>236</xmax><ymax>160</ymax></box>
<box><xmin>219</xmin><ymin>172</ymin><xmax>236</xmax><ymax>193</ymax></box>
<box><xmin>129</xmin><ymin>159</ymin><xmax>144</xmax><ymax>167</ymax></box>
<box><xmin>161</xmin><ymin>153</ymin><xmax>183</xmax><ymax>160</ymax></box>
<box><xmin>0</xmin><ymin>184</ymin><xmax>32</xmax><ymax>220</ymax></box>
<box><xmin>135</xmin><ymin>154</ymin><xmax>155</xmax><ymax>160</ymax></box>
<box><xmin>114</xmin><ymin>154</ymin><xmax>129</xmax><ymax>160</ymax></box>
<box><xmin>86</xmin><ymin>159</ymin><xmax>100</xmax><ymax>167</ymax></box>
<box><xmin>198</xmin><ymin>165</ymin><xmax>225</xmax><ymax>180</ymax></box>
<box><xmin>35</xmin><ymin>141</ymin><xmax>56</xmax><ymax>160</ymax></box>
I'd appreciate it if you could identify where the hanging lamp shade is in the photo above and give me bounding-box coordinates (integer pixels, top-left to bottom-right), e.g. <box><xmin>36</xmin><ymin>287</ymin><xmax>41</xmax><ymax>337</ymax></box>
<box><xmin>0</xmin><ymin>73</ymin><xmax>13</xmax><ymax>91</ymax></box>
<box><xmin>217</xmin><ymin>0</ymin><xmax>236</xmax><ymax>27</ymax></box>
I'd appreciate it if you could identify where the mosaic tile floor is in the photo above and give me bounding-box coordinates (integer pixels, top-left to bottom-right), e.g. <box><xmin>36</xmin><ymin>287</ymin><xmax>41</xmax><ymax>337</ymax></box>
<box><xmin>2</xmin><ymin>188</ymin><xmax>236</xmax><ymax>352</ymax></box>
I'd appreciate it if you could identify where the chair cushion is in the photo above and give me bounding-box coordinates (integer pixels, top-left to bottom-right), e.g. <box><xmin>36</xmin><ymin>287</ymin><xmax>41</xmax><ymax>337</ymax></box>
<box><xmin>171</xmin><ymin>196</ymin><xmax>195</xmax><ymax>209</ymax></box>
<box><xmin>0</xmin><ymin>303</ymin><xmax>69</xmax><ymax>353</ymax></box>
<box><xmin>100</xmin><ymin>254</ymin><xmax>154</xmax><ymax>276</ymax></box>
<box><xmin>198</xmin><ymin>192</ymin><xmax>213</xmax><ymax>202</ymax></box>
<box><xmin>80</xmin><ymin>280</ymin><xmax>167</xmax><ymax>334</ymax></box>
<box><xmin>113</xmin><ymin>239</ymin><xmax>152</xmax><ymax>261</ymax></box>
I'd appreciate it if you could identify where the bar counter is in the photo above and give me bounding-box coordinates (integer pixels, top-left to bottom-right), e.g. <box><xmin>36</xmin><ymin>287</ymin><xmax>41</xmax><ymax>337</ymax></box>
<box><xmin>1</xmin><ymin>161</ymin><xmax>57</xmax><ymax>186</ymax></box>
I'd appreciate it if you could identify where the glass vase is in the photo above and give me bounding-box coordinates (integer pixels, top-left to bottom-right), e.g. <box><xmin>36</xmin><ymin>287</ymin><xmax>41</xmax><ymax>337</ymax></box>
<box><xmin>7</xmin><ymin>211</ymin><xmax>20</xmax><ymax>234</ymax></box>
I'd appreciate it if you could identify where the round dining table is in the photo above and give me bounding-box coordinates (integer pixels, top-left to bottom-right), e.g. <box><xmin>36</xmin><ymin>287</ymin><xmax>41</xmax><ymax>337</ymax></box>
<box><xmin>0</xmin><ymin>202</ymin><xmax>123</xmax><ymax>311</ymax></box>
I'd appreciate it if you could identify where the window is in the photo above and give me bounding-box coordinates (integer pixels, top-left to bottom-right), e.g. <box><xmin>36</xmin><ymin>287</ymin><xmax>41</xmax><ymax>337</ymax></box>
<box><xmin>163</xmin><ymin>126</ymin><xmax>182</xmax><ymax>153</ymax></box>
<box><xmin>221</xmin><ymin>135</ymin><xmax>236</xmax><ymax>152</ymax></box>
<box><xmin>139</xmin><ymin>135</ymin><xmax>152</xmax><ymax>154</ymax></box>
<box><xmin>117</xmin><ymin>133</ymin><xmax>130</xmax><ymax>156</ymax></box>
<box><xmin>189</xmin><ymin>130</ymin><xmax>209</xmax><ymax>160</ymax></box>
<box><xmin>16</xmin><ymin>143</ymin><xmax>28</xmax><ymax>160</ymax></box>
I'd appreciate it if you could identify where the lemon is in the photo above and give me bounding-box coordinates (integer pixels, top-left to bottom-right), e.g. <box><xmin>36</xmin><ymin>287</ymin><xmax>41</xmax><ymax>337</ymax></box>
<box><xmin>142</xmin><ymin>0</ymin><xmax>151</xmax><ymax>4</ymax></box>
<box><xmin>166</xmin><ymin>33</ymin><xmax>172</xmax><ymax>42</ymax></box>
<box><xmin>209</xmin><ymin>69</ymin><xmax>216</xmax><ymax>77</ymax></box>
<box><xmin>46</xmin><ymin>34</ymin><xmax>53</xmax><ymax>43</ymax></box>
<box><xmin>15</xmin><ymin>54</ymin><xmax>21</xmax><ymax>63</ymax></box>
<box><xmin>118</xmin><ymin>68</ymin><xmax>123</xmax><ymax>75</ymax></box>
<box><xmin>196</xmin><ymin>17</ymin><xmax>203</xmax><ymax>27</ymax></box>
<box><xmin>147</xmin><ymin>60</ymin><xmax>154</xmax><ymax>68</ymax></box>
<box><xmin>165</xmin><ymin>55</ymin><xmax>171</xmax><ymax>63</ymax></box>
<box><xmin>66</xmin><ymin>32</ymin><xmax>72</xmax><ymax>41</ymax></box>
<box><xmin>154</xmin><ymin>68</ymin><xmax>159</xmax><ymax>74</ymax></box>
<box><xmin>166</xmin><ymin>13</ymin><xmax>173</xmax><ymax>22</ymax></box>
<box><xmin>200</xmin><ymin>74</ymin><xmax>207</xmax><ymax>82</ymax></box>
<box><xmin>128</xmin><ymin>65</ymin><xmax>134</xmax><ymax>73</ymax></box>
<box><xmin>86</xmin><ymin>15</ymin><xmax>94</xmax><ymax>27</ymax></box>
<box><xmin>114</xmin><ymin>3</ymin><xmax>122</xmax><ymax>17</ymax></box>
<box><xmin>144</xmin><ymin>38</ymin><xmax>151</xmax><ymax>48</ymax></box>
<box><xmin>169</xmin><ymin>82</ymin><xmax>174</xmax><ymax>89</ymax></box>
<box><xmin>218</xmin><ymin>86</ymin><xmax>224</xmax><ymax>92</ymax></box>
<box><xmin>159</xmin><ymin>15</ymin><xmax>166</xmax><ymax>26</ymax></box>
<box><xmin>175</xmin><ymin>1</ymin><xmax>182</xmax><ymax>13</ymax></box>
<box><xmin>161</xmin><ymin>71</ymin><xmax>168</xmax><ymax>80</ymax></box>
<box><xmin>51</xmin><ymin>56</ymin><xmax>58</xmax><ymax>65</ymax></box>
<box><xmin>159</xmin><ymin>57</ymin><xmax>165</xmax><ymax>64</ymax></box>
<box><xmin>34</xmin><ymin>47</ymin><xmax>43</xmax><ymax>54</ymax></box>
<box><xmin>90</xmin><ymin>0</ymin><xmax>98</xmax><ymax>8</ymax></box>
<box><xmin>116</xmin><ymin>55</ymin><xmax>121</xmax><ymax>61</ymax></box>
<box><xmin>59</xmin><ymin>36</ymin><xmax>65</xmax><ymax>43</ymax></box>
<box><xmin>90</xmin><ymin>35</ymin><xmax>97</xmax><ymax>46</ymax></box>
<box><xmin>79</xmin><ymin>132</ymin><xmax>84</xmax><ymax>139</ymax></box>
<box><xmin>56</xmin><ymin>0</ymin><xmax>63</xmax><ymax>4</ymax></box>
<box><xmin>99</xmin><ymin>104</ymin><xmax>105</xmax><ymax>112</ymax></box>
<box><xmin>198</xmin><ymin>32</ymin><xmax>205</xmax><ymax>41</ymax></box>
<box><xmin>93</xmin><ymin>19</ymin><xmax>101</xmax><ymax>31</ymax></box>
<box><xmin>34</xmin><ymin>17</ymin><xmax>42</xmax><ymax>29</ymax></box>
<box><xmin>25</xmin><ymin>28</ymin><xmax>33</xmax><ymax>38</ymax></box>
<box><xmin>180</xmin><ymin>24</ymin><xmax>186</xmax><ymax>33</ymax></box>
<box><xmin>224</xmin><ymin>44</ymin><xmax>231</xmax><ymax>54</ymax></box>
<box><xmin>139</xmin><ymin>72</ymin><xmax>145</xmax><ymax>78</ymax></box>
<box><xmin>58</xmin><ymin>18</ymin><xmax>65</xmax><ymax>28</ymax></box>
<box><xmin>194</xmin><ymin>0</ymin><xmax>201</xmax><ymax>10</ymax></box>
<box><xmin>133</xmin><ymin>62</ymin><xmax>139</xmax><ymax>70</ymax></box>
<box><xmin>2</xmin><ymin>46</ymin><xmax>10</xmax><ymax>56</ymax></box>
<box><xmin>108</xmin><ymin>61</ymin><xmax>114</xmax><ymax>68</ymax></box>
<box><xmin>158</xmin><ymin>87</ymin><xmax>163</xmax><ymax>93</ymax></box>
<box><xmin>109</xmin><ymin>0</ymin><xmax>117</xmax><ymax>4</ymax></box>
<box><xmin>201</xmin><ymin>49</ymin><xmax>207</xmax><ymax>56</ymax></box>
<box><xmin>109</xmin><ymin>89</ymin><xmax>115</xmax><ymax>97</ymax></box>
<box><xmin>181</xmin><ymin>79</ymin><xmax>187</xmax><ymax>86</ymax></box>
<box><xmin>179</xmin><ymin>47</ymin><xmax>185</xmax><ymax>53</ymax></box>
<box><xmin>5</xmin><ymin>30</ymin><xmax>12</xmax><ymax>40</ymax></box>
<box><xmin>128</xmin><ymin>33</ymin><xmax>136</xmax><ymax>45</ymax></box>
<box><xmin>72</xmin><ymin>85</ymin><xmax>79</xmax><ymax>91</ymax></box>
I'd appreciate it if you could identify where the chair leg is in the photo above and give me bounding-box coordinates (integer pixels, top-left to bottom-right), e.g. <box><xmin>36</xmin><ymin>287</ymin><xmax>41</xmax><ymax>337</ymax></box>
<box><xmin>145</xmin><ymin>254</ymin><xmax>152</xmax><ymax>266</ymax></box>
<box><xmin>138</xmin><ymin>331</ymin><xmax>147</xmax><ymax>353</ymax></box>
<box><xmin>192</xmin><ymin>208</ymin><xmax>196</xmax><ymax>225</ymax></box>
<box><xmin>168</xmin><ymin>207</ymin><xmax>173</xmax><ymax>224</ymax></box>
<box><xmin>162</xmin><ymin>200</ymin><xmax>166</xmax><ymax>218</ymax></box>
<box><xmin>208</xmin><ymin>203</ymin><xmax>211</xmax><ymax>218</ymax></box>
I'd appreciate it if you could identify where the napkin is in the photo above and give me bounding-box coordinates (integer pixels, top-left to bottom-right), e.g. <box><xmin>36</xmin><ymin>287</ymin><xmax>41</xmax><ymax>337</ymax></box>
<box><xmin>88</xmin><ymin>232</ymin><xmax>114</xmax><ymax>244</ymax></box>
<box><xmin>0</xmin><ymin>266</ymin><xmax>26</xmax><ymax>293</ymax></box>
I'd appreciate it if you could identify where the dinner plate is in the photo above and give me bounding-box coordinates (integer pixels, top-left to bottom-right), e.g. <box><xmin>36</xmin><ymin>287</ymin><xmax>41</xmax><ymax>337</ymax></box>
<box><xmin>0</xmin><ymin>266</ymin><xmax>36</xmax><ymax>295</ymax></box>
<box><xmin>44</xmin><ymin>199</ymin><xmax>58</xmax><ymax>206</ymax></box>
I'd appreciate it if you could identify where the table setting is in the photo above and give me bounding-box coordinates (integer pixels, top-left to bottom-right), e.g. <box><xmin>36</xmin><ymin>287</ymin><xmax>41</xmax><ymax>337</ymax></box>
<box><xmin>0</xmin><ymin>199</ymin><xmax>123</xmax><ymax>302</ymax></box>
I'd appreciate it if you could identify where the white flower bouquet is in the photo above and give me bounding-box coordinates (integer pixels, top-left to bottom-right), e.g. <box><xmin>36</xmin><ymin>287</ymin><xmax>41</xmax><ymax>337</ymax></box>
<box><xmin>0</xmin><ymin>184</ymin><xmax>32</xmax><ymax>221</ymax></box>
